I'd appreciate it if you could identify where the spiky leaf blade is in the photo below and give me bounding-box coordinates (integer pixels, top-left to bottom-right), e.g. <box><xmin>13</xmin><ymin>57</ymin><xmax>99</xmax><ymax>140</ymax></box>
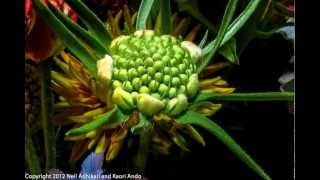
<box><xmin>177</xmin><ymin>111</ymin><xmax>271</xmax><ymax>180</ymax></box>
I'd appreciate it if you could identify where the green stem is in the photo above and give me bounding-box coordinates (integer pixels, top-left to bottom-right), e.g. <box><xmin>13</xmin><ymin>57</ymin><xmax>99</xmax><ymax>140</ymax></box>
<box><xmin>25</xmin><ymin>121</ymin><xmax>41</xmax><ymax>174</ymax></box>
<box><xmin>133</xmin><ymin>114</ymin><xmax>152</xmax><ymax>174</ymax></box>
<box><xmin>196</xmin><ymin>92</ymin><xmax>294</xmax><ymax>102</ymax></box>
<box><xmin>39</xmin><ymin>61</ymin><xmax>56</xmax><ymax>170</ymax></box>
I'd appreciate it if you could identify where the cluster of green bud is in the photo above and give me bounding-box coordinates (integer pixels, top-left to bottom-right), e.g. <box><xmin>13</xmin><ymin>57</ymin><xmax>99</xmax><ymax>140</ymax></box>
<box><xmin>107</xmin><ymin>30</ymin><xmax>200</xmax><ymax>116</ymax></box>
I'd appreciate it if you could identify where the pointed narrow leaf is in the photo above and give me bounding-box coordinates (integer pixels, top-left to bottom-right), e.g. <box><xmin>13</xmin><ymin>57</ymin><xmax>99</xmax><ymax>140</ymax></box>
<box><xmin>50</xmin><ymin>6</ymin><xmax>109</xmax><ymax>58</ymax></box>
<box><xmin>218</xmin><ymin>38</ymin><xmax>239</xmax><ymax>64</ymax></box>
<box><xmin>65</xmin><ymin>0</ymin><xmax>112</xmax><ymax>46</ymax></box>
<box><xmin>195</xmin><ymin>92</ymin><xmax>294</xmax><ymax>103</ymax></box>
<box><xmin>66</xmin><ymin>107</ymin><xmax>119</xmax><ymax>136</ymax></box>
<box><xmin>177</xmin><ymin>111</ymin><xmax>271</xmax><ymax>180</ymax></box>
<box><xmin>158</xmin><ymin>0</ymin><xmax>172</xmax><ymax>34</ymax></box>
<box><xmin>39</xmin><ymin>61</ymin><xmax>56</xmax><ymax>170</ymax></box>
<box><xmin>133</xmin><ymin>113</ymin><xmax>152</xmax><ymax>173</ymax></box>
<box><xmin>197</xmin><ymin>0</ymin><xmax>238</xmax><ymax>73</ymax></box>
<box><xmin>136</xmin><ymin>0</ymin><xmax>156</xmax><ymax>30</ymax></box>
<box><xmin>25</xmin><ymin>122</ymin><xmax>41</xmax><ymax>174</ymax></box>
<box><xmin>222</xmin><ymin>0</ymin><xmax>262</xmax><ymax>45</ymax></box>
<box><xmin>32</xmin><ymin>0</ymin><xmax>98</xmax><ymax>75</ymax></box>
<box><xmin>202</xmin><ymin>0</ymin><xmax>262</xmax><ymax>56</ymax></box>
<box><xmin>198</xmin><ymin>30</ymin><xmax>209</xmax><ymax>48</ymax></box>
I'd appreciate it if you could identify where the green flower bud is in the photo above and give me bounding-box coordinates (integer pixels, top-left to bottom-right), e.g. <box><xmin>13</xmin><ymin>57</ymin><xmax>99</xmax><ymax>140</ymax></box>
<box><xmin>168</xmin><ymin>88</ymin><xmax>177</xmax><ymax>98</ymax></box>
<box><xmin>163</xmin><ymin>75</ymin><xmax>171</xmax><ymax>85</ymax></box>
<box><xmin>164</xmin><ymin>67</ymin><xmax>170</xmax><ymax>74</ymax></box>
<box><xmin>159</xmin><ymin>84</ymin><xmax>169</xmax><ymax>96</ymax></box>
<box><xmin>112</xmin><ymin>87</ymin><xmax>135</xmax><ymax>111</ymax></box>
<box><xmin>110</xmin><ymin>32</ymin><xmax>200</xmax><ymax>114</ymax></box>
<box><xmin>123</xmin><ymin>81</ymin><xmax>133</xmax><ymax>92</ymax></box>
<box><xmin>112</xmin><ymin>80</ymin><xmax>122</xmax><ymax>89</ymax></box>
<box><xmin>137</xmin><ymin>66</ymin><xmax>145</xmax><ymax>75</ymax></box>
<box><xmin>170</xmin><ymin>58</ymin><xmax>179</xmax><ymax>66</ymax></box>
<box><xmin>152</xmin><ymin>53</ymin><xmax>162</xmax><ymax>61</ymax></box>
<box><xmin>154</xmin><ymin>72</ymin><xmax>163</xmax><ymax>82</ymax></box>
<box><xmin>148</xmin><ymin>80</ymin><xmax>159</xmax><ymax>92</ymax></box>
<box><xmin>132</xmin><ymin>77</ymin><xmax>142</xmax><ymax>91</ymax></box>
<box><xmin>145</xmin><ymin>57</ymin><xmax>153</xmax><ymax>66</ymax></box>
<box><xmin>178</xmin><ymin>64</ymin><xmax>187</xmax><ymax>73</ymax></box>
<box><xmin>128</xmin><ymin>68</ymin><xmax>138</xmax><ymax>79</ymax></box>
<box><xmin>171</xmin><ymin>77</ymin><xmax>180</xmax><ymax>87</ymax></box>
<box><xmin>141</xmin><ymin>74</ymin><xmax>151</xmax><ymax>85</ymax></box>
<box><xmin>110</xmin><ymin>35</ymin><xmax>129</xmax><ymax>51</ymax></box>
<box><xmin>139</xmin><ymin>86</ymin><xmax>150</xmax><ymax>94</ymax></box>
<box><xmin>178</xmin><ymin>85</ymin><xmax>186</xmax><ymax>94</ymax></box>
<box><xmin>118</xmin><ymin>69</ymin><xmax>128</xmax><ymax>81</ymax></box>
<box><xmin>147</xmin><ymin>67</ymin><xmax>156</xmax><ymax>76</ymax></box>
<box><xmin>186</xmin><ymin>74</ymin><xmax>199</xmax><ymax>98</ymax></box>
<box><xmin>179</xmin><ymin>74</ymin><xmax>188</xmax><ymax>84</ymax></box>
<box><xmin>136</xmin><ymin>93</ymin><xmax>165</xmax><ymax>116</ymax></box>
<box><xmin>171</xmin><ymin>67</ymin><xmax>179</xmax><ymax>76</ymax></box>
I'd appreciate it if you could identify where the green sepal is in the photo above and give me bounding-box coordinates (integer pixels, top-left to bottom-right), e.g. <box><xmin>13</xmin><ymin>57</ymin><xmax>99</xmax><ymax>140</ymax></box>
<box><xmin>176</xmin><ymin>111</ymin><xmax>271</xmax><ymax>180</ymax></box>
<box><xmin>131</xmin><ymin>113</ymin><xmax>152</xmax><ymax>135</ymax></box>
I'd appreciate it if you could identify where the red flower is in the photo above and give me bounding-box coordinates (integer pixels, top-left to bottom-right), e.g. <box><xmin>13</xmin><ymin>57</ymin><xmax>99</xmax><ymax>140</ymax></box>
<box><xmin>25</xmin><ymin>0</ymin><xmax>77</xmax><ymax>62</ymax></box>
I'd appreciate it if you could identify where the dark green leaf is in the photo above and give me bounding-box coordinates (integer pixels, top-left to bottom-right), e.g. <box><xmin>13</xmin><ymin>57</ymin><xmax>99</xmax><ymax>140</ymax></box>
<box><xmin>25</xmin><ymin>122</ymin><xmax>41</xmax><ymax>174</ymax></box>
<box><xmin>157</xmin><ymin>0</ymin><xmax>172</xmax><ymax>34</ymax></box>
<box><xmin>39</xmin><ymin>61</ymin><xmax>56</xmax><ymax>170</ymax></box>
<box><xmin>50</xmin><ymin>6</ymin><xmax>109</xmax><ymax>58</ymax></box>
<box><xmin>198</xmin><ymin>30</ymin><xmax>209</xmax><ymax>48</ymax></box>
<box><xmin>195</xmin><ymin>92</ymin><xmax>294</xmax><ymax>103</ymax></box>
<box><xmin>136</xmin><ymin>0</ymin><xmax>156</xmax><ymax>30</ymax></box>
<box><xmin>202</xmin><ymin>0</ymin><xmax>262</xmax><ymax>57</ymax></box>
<box><xmin>32</xmin><ymin>0</ymin><xmax>98</xmax><ymax>75</ymax></box>
<box><xmin>65</xmin><ymin>0</ymin><xmax>112</xmax><ymax>46</ymax></box>
<box><xmin>133</xmin><ymin>113</ymin><xmax>152</xmax><ymax>173</ymax></box>
<box><xmin>218</xmin><ymin>38</ymin><xmax>239</xmax><ymax>64</ymax></box>
<box><xmin>177</xmin><ymin>111</ymin><xmax>271</xmax><ymax>180</ymax></box>
<box><xmin>197</xmin><ymin>0</ymin><xmax>238</xmax><ymax>73</ymax></box>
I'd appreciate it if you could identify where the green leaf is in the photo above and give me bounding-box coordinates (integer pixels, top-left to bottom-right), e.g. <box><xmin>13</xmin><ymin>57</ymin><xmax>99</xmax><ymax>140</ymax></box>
<box><xmin>198</xmin><ymin>30</ymin><xmax>209</xmax><ymax>48</ymax></box>
<box><xmin>65</xmin><ymin>107</ymin><xmax>119</xmax><ymax>136</ymax></box>
<box><xmin>133</xmin><ymin>113</ymin><xmax>152</xmax><ymax>173</ymax></box>
<box><xmin>32</xmin><ymin>0</ymin><xmax>98</xmax><ymax>75</ymax></box>
<box><xmin>39</xmin><ymin>61</ymin><xmax>56</xmax><ymax>170</ymax></box>
<box><xmin>197</xmin><ymin>0</ymin><xmax>239</xmax><ymax>73</ymax></box>
<box><xmin>136</xmin><ymin>0</ymin><xmax>156</xmax><ymax>30</ymax></box>
<box><xmin>65</xmin><ymin>0</ymin><xmax>112</xmax><ymax>47</ymax></box>
<box><xmin>195</xmin><ymin>92</ymin><xmax>294</xmax><ymax>103</ymax></box>
<box><xmin>175</xmin><ymin>0</ymin><xmax>238</xmax><ymax>65</ymax></box>
<box><xmin>177</xmin><ymin>111</ymin><xmax>271</xmax><ymax>180</ymax></box>
<box><xmin>25</xmin><ymin>122</ymin><xmax>41</xmax><ymax>174</ymax></box>
<box><xmin>202</xmin><ymin>0</ymin><xmax>262</xmax><ymax>58</ymax></box>
<box><xmin>218</xmin><ymin>38</ymin><xmax>239</xmax><ymax>64</ymax></box>
<box><xmin>157</xmin><ymin>0</ymin><xmax>172</xmax><ymax>34</ymax></box>
<box><xmin>50</xmin><ymin>6</ymin><xmax>109</xmax><ymax>58</ymax></box>
<box><xmin>222</xmin><ymin>0</ymin><xmax>262</xmax><ymax>45</ymax></box>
